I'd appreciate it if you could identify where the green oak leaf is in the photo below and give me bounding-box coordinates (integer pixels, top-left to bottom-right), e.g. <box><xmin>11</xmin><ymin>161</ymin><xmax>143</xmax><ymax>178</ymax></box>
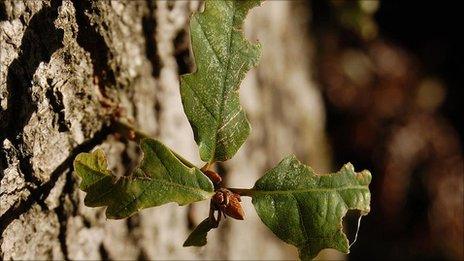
<box><xmin>183</xmin><ymin>217</ymin><xmax>218</xmax><ymax>247</ymax></box>
<box><xmin>180</xmin><ymin>0</ymin><xmax>262</xmax><ymax>163</ymax></box>
<box><xmin>73</xmin><ymin>139</ymin><xmax>214</xmax><ymax>219</ymax></box>
<box><xmin>252</xmin><ymin>155</ymin><xmax>371</xmax><ymax>260</ymax></box>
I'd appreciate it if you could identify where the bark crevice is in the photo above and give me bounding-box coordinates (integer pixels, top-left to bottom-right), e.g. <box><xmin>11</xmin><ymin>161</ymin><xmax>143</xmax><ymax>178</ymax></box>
<box><xmin>71</xmin><ymin>0</ymin><xmax>115</xmax><ymax>93</ymax></box>
<box><xmin>142</xmin><ymin>0</ymin><xmax>160</xmax><ymax>78</ymax></box>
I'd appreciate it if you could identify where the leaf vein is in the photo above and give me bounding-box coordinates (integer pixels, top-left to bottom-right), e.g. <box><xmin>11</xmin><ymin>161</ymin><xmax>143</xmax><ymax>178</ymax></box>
<box><xmin>218</xmin><ymin>107</ymin><xmax>242</xmax><ymax>132</ymax></box>
<box><xmin>255</xmin><ymin>186</ymin><xmax>368</xmax><ymax>195</ymax></box>
<box><xmin>292</xmin><ymin>194</ymin><xmax>309</xmax><ymax>244</ymax></box>
<box><xmin>210</xmin><ymin>1</ymin><xmax>237</xmax><ymax>162</ymax></box>
<box><xmin>183</xmin><ymin>81</ymin><xmax>217</xmax><ymax>121</ymax></box>
<box><xmin>112</xmin><ymin>177</ymin><xmax>212</xmax><ymax>216</ymax></box>
<box><xmin>196</xmin><ymin>17</ymin><xmax>225</xmax><ymax>67</ymax></box>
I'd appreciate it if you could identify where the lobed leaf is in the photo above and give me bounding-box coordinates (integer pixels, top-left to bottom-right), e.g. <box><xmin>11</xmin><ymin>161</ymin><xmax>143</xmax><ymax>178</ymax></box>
<box><xmin>180</xmin><ymin>0</ymin><xmax>262</xmax><ymax>163</ymax></box>
<box><xmin>183</xmin><ymin>217</ymin><xmax>218</xmax><ymax>247</ymax></box>
<box><xmin>252</xmin><ymin>155</ymin><xmax>371</xmax><ymax>260</ymax></box>
<box><xmin>73</xmin><ymin>139</ymin><xmax>215</xmax><ymax>219</ymax></box>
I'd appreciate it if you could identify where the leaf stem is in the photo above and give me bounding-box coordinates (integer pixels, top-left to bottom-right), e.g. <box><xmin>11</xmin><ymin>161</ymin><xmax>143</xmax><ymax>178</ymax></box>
<box><xmin>227</xmin><ymin>188</ymin><xmax>255</xmax><ymax>197</ymax></box>
<box><xmin>201</xmin><ymin>162</ymin><xmax>212</xmax><ymax>171</ymax></box>
<box><xmin>113</xmin><ymin>120</ymin><xmax>150</xmax><ymax>142</ymax></box>
<box><xmin>113</xmin><ymin>120</ymin><xmax>197</xmax><ymax>169</ymax></box>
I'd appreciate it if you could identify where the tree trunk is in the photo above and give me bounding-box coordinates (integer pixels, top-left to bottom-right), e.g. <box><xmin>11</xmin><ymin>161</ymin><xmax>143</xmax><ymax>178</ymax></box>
<box><xmin>0</xmin><ymin>1</ymin><xmax>329</xmax><ymax>259</ymax></box>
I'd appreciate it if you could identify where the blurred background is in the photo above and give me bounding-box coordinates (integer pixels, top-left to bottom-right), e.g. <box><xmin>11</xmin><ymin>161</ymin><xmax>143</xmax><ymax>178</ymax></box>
<box><xmin>308</xmin><ymin>1</ymin><xmax>463</xmax><ymax>260</ymax></box>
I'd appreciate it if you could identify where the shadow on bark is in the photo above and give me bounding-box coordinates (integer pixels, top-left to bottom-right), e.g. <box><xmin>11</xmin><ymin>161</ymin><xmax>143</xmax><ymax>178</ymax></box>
<box><xmin>1</xmin><ymin>0</ymin><xmax>64</xmax><ymax>185</ymax></box>
<box><xmin>0</xmin><ymin>125</ymin><xmax>112</xmax><ymax>233</ymax></box>
<box><xmin>0</xmin><ymin>0</ymin><xmax>65</xmax><ymax>232</ymax></box>
<box><xmin>71</xmin><ymin>0</ymin><xmax>115</xmax><ymax>93</ymax></box>
<box><xmin>0</xmin><ymin>2</ymin><xmax>7</xmax><ymax>21</ymax></box>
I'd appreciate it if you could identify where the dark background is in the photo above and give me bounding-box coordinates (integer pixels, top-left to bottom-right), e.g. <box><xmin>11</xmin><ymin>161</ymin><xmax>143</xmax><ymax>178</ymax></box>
<box><xmin>309</xmin><ymin>1</ymin><xmax>463</xmax><ymax>260</ymax></box>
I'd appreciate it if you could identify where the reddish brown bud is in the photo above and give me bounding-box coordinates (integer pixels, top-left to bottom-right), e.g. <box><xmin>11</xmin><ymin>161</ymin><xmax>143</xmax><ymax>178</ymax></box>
<box><xmin>220</xmin><ymin>194</ymin><xmax>245</xmax><ymax>220</ymax></box>
<box><xmin>212</xmin><ymin>188</ymin><xmax>245</xmax><ymax>220</ymax></box>
<box><xmin>212</xmin><ymin>191</ymin><xmax>224</xmax><ymax>205</ymax></box>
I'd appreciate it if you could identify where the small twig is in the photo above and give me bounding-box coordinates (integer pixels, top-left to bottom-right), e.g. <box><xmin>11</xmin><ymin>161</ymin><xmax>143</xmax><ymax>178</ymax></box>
<box><xmin>114</xmin><ymin>120</ymin><xmax>254</xmax><ymax>198</ymax></box>
<box><xmin>208</xmin><ymin>200</ymin><xmax>221</xmax><ymax>226</ymax></box>
<box><xmin>112</xmin><ymin>120</ymin><xmax>150</xmax><ymax>143</ymax></box>
<box><xmin>112</xmin><ymin>120</ymin><xmax>197</xmax><ymax>169</ymax></box>
<box><xmin>227</xmin><ymin>188</ymin><xmax>255</xmax><ymax>197</ymax></box>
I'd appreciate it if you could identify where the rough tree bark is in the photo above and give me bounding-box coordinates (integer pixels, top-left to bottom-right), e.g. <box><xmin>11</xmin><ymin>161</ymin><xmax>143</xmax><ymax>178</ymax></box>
<box><xmin>0</xmin><ymin>1</ymin><xmax>329</xmax><ymax>260</ymax></box>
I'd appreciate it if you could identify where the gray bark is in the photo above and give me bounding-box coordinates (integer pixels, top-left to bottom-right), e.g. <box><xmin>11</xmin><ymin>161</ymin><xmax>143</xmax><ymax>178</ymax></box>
<box><xmin>0</xmin><ymin>1</ymin><xmax>329</xmax><ymax>260</ymax></box>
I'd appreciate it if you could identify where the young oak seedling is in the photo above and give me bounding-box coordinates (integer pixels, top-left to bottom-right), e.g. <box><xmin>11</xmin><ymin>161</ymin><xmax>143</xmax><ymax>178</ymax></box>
<box><xmin>73</xmin><ymin>1</ymin><xmax>372</xmax><ymax>260</ymax></box>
